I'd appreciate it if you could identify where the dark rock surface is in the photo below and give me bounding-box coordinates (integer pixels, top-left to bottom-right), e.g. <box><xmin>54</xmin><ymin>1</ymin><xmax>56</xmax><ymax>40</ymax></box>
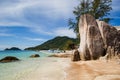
<box><xmin>0</xmin><ymin>56</ymin><xmax>20</xmax><ymax>63</ymax></box>
<box><xmin>72</xmin><ymin>50</ymin><xmax>80</xmax><ymax>61</ymax></box>
<box><xmin>79</xmin><ymin>14</ymin><xmax>120</xmax><ymax>60</ymax></box>
<box><xmin>30</xmin><ymin>54</ymin><xmax>40</xmax><ymax>58</ymax></box>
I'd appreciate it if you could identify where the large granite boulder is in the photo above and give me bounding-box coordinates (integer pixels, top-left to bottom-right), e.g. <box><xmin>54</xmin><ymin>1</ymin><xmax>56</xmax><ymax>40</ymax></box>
<box><xmin>71</xmin><ymin>50</ymin><xmax>80</xmax><ymax>61</ymax></box>
<box><xmin>79</xmin><ymin>14</ymin><xmax>105</xmax><ymax>60</ymax></box>
<box><xmin>30</xmin><ymin>54</ymin><xmax>40</xmax><ymax>58</ymax></box>
<box><xmin>97</xmin><ymin>20</ymin><xmax>120</xmax><ymax>57</ymax></box>
<box><xmin>78</xmin><ymin>14</ymin><xmax>120</xmax><ymax>60</ymax></box>
<box><xmin>0</xmin><ymin>56</ymin><xmax>20</xmax><ymax>63</ymax></box>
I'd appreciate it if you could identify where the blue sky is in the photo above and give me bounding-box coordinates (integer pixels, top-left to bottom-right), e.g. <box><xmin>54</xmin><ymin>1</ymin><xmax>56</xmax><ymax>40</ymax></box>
<box><xmin>0</xmin><ymin>0</ymin><xmax>120</xmax><ymax>50</ymax></box>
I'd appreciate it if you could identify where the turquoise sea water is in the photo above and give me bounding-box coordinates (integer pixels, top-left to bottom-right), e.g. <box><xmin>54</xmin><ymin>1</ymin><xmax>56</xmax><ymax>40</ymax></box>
<box><xmin>0</xmin><ymin>50</ymin><xmax>48</xmax><ymax>59</ymax></box>
<box><xmin>0</xmin><ymin>50</ymin><xmax>51</xmax><ymax>80</ymax></box>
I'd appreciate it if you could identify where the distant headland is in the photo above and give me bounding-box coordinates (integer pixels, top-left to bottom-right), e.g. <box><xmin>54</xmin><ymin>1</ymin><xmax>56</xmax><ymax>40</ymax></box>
<box><xmin>4</xmin><ymin>47</ymin><xmax>21</xmax><ymax>51</ymax></box>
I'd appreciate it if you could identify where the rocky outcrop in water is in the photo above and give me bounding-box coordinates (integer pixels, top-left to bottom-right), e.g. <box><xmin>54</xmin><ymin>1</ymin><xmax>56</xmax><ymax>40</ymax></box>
<box><xmin>78</xmin><ymin>14</ymin><xmax>120</xmax><ymax>60</ymax></box>
<box><xmin>30</xmin><ymin>54</ymin><xmax>40</xmax><ymax>58</ymax></box>
<box><xmin>0</xmin><ymin>56</ymin><xmax>20</xmax><ymax>63</ymax></box>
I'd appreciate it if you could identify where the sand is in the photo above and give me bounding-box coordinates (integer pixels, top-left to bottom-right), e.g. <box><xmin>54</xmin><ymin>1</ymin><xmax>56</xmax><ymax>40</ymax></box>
<box><xmin>16</xmin><ymin>58</ymin><xmax>70</xmax><ymax>80</ymax></box>
<box><xmin>65</xmin><ymin>60</ymin><xmax>120</xmax><ymax>80</ymax></box>
<box><xmin>11</xmin><ymin>56</ymin><xmax>120</xmax><ymax>80</ymax></box>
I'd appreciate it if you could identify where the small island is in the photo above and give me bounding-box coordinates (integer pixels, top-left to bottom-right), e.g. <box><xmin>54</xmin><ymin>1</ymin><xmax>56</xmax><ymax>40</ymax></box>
<box><xmin>4</xmin><ymin>47</ymin><xmax>21</xmax><ymax>51</ymax></box>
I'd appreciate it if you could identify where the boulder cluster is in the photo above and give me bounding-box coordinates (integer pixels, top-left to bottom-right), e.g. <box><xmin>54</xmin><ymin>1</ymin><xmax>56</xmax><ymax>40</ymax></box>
<box><xmin>78</xmin><ymin>14</ymin><xmax>120</xmax><ymax>60</ymax></box>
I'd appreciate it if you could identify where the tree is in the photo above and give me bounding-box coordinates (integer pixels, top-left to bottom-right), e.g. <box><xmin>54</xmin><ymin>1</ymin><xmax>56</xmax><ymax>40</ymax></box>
<box><xmin>90</xmin><ymin>0</ymin><xmax>112</xmax><ymax>21</ymax></box>
<box><xmin>69</xmin><ymin>0</ymin><xmax>91</xmax><ymax>37</ymax></box>
<box><xmin>69</xmin><ymin>0</ymin><xmax>112</xmax><ymax>37</ymax></box>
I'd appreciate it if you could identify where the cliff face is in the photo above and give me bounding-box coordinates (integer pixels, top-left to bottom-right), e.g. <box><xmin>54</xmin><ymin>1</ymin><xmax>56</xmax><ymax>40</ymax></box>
<box><xmin>78</xmin><ymin>14</ymin><xmax>120</xmax><ymax>60</ymax></box>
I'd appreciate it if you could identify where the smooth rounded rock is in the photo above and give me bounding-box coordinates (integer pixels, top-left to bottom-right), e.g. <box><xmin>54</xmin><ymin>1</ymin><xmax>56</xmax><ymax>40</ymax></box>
<box><xmin>30</xmin><ymin>54</ymin><xmax>40</xmax><ymax>58</ymax></box>
<box><xmin>0</xmin><ymin>56</ymin><xmax>20</xmax><ymax>63</ymax></box>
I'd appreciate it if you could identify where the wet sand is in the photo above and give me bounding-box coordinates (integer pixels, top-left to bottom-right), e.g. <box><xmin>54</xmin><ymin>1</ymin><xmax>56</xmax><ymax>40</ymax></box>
<box><xmin>9</xmin><ymin>55</ymin><xmax>120</xmax><ymax>80</ymax></box>
<box><xmin>18</xmin><ymin>58</ymin><xmax>70</xmax><ymax>80</ymax></box>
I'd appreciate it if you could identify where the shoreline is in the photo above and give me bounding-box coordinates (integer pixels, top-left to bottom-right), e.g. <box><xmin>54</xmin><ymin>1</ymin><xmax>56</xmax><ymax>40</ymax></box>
<box><xmin>23</xmin><ymin>52</ymin><xmax>120</xmax><ymax>80</ymax></box>
<box><xmin>0</xmin><ymin>51</ymin><xmax>120</xmax><ymax>80</ymax></box>
<box><xmin>16</xmin><ymin>57</ymin><xmax>120</xmax><ymax>80</ymax></box>
<box><xmin>16</xmin><ymin>57</ymin><xmax>70</xmax><ymax>80</ymax></box>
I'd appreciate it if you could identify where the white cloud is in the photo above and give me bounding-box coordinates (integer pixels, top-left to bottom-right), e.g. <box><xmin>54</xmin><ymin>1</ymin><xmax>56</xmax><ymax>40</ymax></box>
<box><xmin>0</xmin><ymin>0</ymin><xmax>79</xmax><ymax>38</ymax></box>
<box><xmin>0</xmin><ymin>0</ymin><xmax>78</xmax><ymax>27</ymax></box>
<box><xmin>0</xmin><ymin>33</ymin><xmax>14</xmax><ymax>37</ymax></box>
<box><xmin>53</xmin><ymin>27</ymin><xmax>76</xmax><ymax>38</ymax></box>
<box><xmin>29</xmin><ymin>25</ymin><xmax>53</xmax><ymax>35</ymax></box>
<box><xmin>0</xmin><ymin>0</ymin><xmax>119</xmax><ymax>28</ymax></box>
<box><xmin>0</xmin><ymin>0</ymin><xmax>119</xmax><ymax>38</ymax></box>
<box><xmin>0</xmin><ymin>28</ymin><xmax>15</xmax><ymax>37</ymax></box>
<box><xmin>29</xmin><ymin>26</ymin><xmax>76</xmax><ymax>38</ymax></box>
<box><xmin>23</xmin><ymin>37</ymin><xmax>47</xmax><ymax>42</ymax></box>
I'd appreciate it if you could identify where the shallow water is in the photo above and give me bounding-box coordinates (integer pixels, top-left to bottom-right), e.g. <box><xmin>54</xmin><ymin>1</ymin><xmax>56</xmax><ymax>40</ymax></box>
<box><xmin>0</xmin><ymin>50</ymin><xmax>48</xmax><ymax>59</ymax></box>
<box><xmin>0</xmin><ymin>50</ymin><xmax>52</xmax><ymax>80</ymax></box>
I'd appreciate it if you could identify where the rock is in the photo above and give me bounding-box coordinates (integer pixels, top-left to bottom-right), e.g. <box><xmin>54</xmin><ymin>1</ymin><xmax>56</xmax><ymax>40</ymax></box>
<box><xmin>30</xmin><ymin>54</ymin><xmax>40</xmax><ymax>58</ymax></box>
<box><xmin>0</xmin><ymin>56</ymin><xmax>20</xmax><ymax>63</ymax></box>
<box><xmin>78</xmin><ymin>14</ymin><xmax>120</xmax><ymax>60</ymax></box>
<box><xmin>72</xmin><ymin>50</ymin><xmax>80</xmax><ymax>61</ymax></box>
<box><xmin>79</xmin><ymin>14</ymin><xmax>105</xmax><ymax>60</ymax></box>
<box><xmin>48</xmin><ymin>54</ymin><xmax>59</xmax><ymax>57</ymax></box>
<box><xmin>97</xmin><ymin>20</ymin><xmax>120</xmax><ymax>58</ymax></box>
<box><xmin>79</xmin><ymin>14</ymin><xmax>120</xmax><ymax>60</ymax></box>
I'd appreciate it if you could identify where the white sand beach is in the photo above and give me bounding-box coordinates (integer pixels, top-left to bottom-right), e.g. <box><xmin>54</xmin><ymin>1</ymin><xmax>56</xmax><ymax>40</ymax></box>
<box><xmin>14</xmin><ymin>58</ymin><xmax>70</xmax><ymax>80</ymax></box>
<box><xmin>65</xmin><ymin>60</ymin><xmax>120</xmax><ymax>80</ymax></box>
<box><xmin>14</xmin><ymin>57</ymin><xmax>120</xmax><ymax>80</ymax></box>
<box><xmin>1</xmin><ymin>52</ymin><xmax>120</xmax><ymax>80</ymax></box>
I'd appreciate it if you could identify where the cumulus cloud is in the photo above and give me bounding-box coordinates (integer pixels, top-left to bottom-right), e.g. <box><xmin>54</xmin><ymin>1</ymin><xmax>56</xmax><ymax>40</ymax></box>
<box><xmin>0</xmin><ymin>0</ymin><xmax>78</xmax><ymax>27</ymax></box>
<box><xmin>0</xmin><ymin>0</ymin><xmax>119</xmax><ymax>37</ymax></box>
<box><xmin>0</xmin><ymin>0</ymin><xmax>79</xmax><ymax>38</ymax></box>
<box><xmin>0</xmin><ymin>0</ymin><xmax>119</xmax><ymax>27</ymax></box>
<box><xmin>0</xmin><ymin>1</ymin><xmax>118</xmax><ymax>26</ymax></box>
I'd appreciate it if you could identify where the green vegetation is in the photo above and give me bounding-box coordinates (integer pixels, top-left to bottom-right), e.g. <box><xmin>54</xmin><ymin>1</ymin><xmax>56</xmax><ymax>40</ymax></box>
<box><xmin>25</xmin><ymin>36</ymin><xmax>79</xmax><ymax>51</ymax></box>
<box><xmin>69</xmin><ymin>0</ymin><xmax>112</xmax><ymax>37</ymax></box>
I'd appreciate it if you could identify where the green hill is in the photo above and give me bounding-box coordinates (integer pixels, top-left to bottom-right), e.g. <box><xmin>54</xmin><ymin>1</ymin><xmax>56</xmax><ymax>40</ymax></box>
<box><xmin>25</xmin><ymin>36</ymin><xmax>79</xmax><ymax>50</ymax></box>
